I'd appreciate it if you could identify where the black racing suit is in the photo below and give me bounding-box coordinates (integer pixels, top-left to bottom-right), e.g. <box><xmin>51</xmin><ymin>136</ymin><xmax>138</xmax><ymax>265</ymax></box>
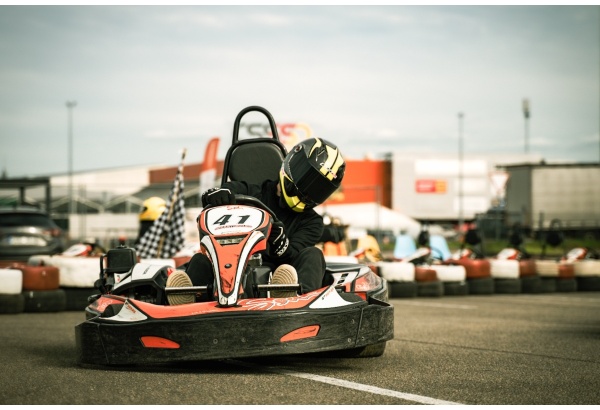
<box><xmin>185</xmin><ymin>180</ymin><xmax>327</xmax><ymax>296</ymax></box>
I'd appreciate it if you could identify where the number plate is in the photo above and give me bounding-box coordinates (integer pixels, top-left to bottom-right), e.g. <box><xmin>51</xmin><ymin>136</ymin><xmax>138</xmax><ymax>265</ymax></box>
<box><xmin>205</xmin><ymin>206</ymin><xmax>266</xmax><ymax>236</ymax></box>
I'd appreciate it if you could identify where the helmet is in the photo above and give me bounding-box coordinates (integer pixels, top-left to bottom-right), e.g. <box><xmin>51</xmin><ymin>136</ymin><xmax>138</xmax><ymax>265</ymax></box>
<box><xmin>279</xmin><ymin>137</ymin><xmax>345</xmax><ymax>212</ymax></box>
<box><xmin>139</xmin><ymin>196</ymin><xmax>166</xmax><ymax>221</ymax></box>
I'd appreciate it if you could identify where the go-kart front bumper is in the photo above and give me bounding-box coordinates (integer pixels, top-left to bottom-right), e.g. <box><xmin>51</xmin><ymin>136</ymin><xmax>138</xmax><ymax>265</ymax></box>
<box><xmin>75</xmin><ymin>287</ymin><xmax>393</xmax><ymax>366</ymax></box>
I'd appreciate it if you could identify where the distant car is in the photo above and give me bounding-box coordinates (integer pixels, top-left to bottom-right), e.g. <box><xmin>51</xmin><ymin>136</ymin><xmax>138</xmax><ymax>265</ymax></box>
<box><xmin>0</xmin><ymin>208</ymin><xmax>67</xmax><ymax>261</ymax></box>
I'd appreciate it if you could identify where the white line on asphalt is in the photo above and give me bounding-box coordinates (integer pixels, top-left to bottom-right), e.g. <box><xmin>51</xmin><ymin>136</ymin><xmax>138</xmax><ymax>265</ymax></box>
<box><xmin>229</xmin><ymin>360</ymin><xmax>463</xmax><ymax>405</ymax></box>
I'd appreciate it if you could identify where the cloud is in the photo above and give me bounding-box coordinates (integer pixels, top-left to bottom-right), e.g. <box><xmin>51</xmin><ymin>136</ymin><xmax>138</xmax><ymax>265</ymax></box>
<box><xmin>0</xmin><ymin>5</ymin><xmax>598</xmax><ymax>178</ymax></box>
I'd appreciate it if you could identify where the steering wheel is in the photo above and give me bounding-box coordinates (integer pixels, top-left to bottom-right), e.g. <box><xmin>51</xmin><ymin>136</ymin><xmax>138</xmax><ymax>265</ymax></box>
<box><xmin>234</xmin><ymin>194</ymin><xmax>281</xmax><ymax>225</ymax></box>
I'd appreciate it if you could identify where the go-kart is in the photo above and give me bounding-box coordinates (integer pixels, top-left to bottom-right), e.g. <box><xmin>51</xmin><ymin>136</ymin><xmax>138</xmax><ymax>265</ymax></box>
<box><xmin>75</xmin><ymin>106</ymin><xmax>394</xmax><ymax>366</ymax></box>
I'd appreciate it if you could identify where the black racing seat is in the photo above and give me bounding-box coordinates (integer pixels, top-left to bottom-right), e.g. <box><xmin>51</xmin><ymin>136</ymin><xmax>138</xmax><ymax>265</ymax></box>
<box><xmin>221</xmin><ymin>106</ymin><xmax>287</xmax><ymax>185</ymax></box>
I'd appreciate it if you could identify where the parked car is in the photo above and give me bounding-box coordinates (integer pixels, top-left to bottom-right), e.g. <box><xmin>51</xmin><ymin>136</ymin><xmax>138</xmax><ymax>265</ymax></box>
<box><xmin>0</xmin><ymin>207</ymin><xmax>67</xmax><ymax>261</ymax></box>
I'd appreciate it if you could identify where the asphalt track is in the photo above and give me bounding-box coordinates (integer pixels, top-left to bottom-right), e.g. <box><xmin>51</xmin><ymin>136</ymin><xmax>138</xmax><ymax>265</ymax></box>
<box><xmin>1</xmin><ymin>292</ymin><xmax>599</xmax><ymax>406</ymax></box>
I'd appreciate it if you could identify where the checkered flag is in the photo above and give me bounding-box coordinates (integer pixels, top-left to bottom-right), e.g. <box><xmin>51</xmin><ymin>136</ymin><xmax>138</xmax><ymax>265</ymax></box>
<box><xmin>136</xmin><ymin>149</ymin><xmax>187</xmax><ymax>259</ymax></box>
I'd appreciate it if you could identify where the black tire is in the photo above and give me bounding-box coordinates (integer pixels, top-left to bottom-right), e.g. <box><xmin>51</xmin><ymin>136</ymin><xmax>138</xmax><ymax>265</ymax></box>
<box><xmin>0</xmin><ymin>293</ymin><xmax>25</xmax><ymax>314</ymax></box>
<box><xmin>556</xmin><ymin>278</ymin><xmax>577</xmax><ymax>293</ymax></box>
<box><xmin>389</xmin><ymin>281</ymin><xmax>417</xmax><ymax>298</ymax></box>
<box><xmin>22</xmin><ymin>289</ymin><xmax>67</xmax><ymax>313</ymax></box>
<box><xmin>332</xmin><ymin>341</ymin><xmax>387</xmax><ymax>358</ymax></box>
<box><xmin>442</xmin><ymin>281</ymin><xmax>469</xmax><ymax>296</ymax></box>
<box><xmin>417</xmin><ymin>281</ymin><xmax>444</xmax><ymax>297</ymax></box>
<box><xmin>540</xmin><ymin>278</ymin><xmax>557</xmax><ymax>293</ymax></box>
<box><xmin>494</xmin><ymin>278</ymin><xmax>522</xmax><ymax>294</ymax></box>
<box><xmin>576</xmin><ymin>276</ymin><xmax>600</xmax><ymax>292</ymax></box>
<box><xmin>62</xmin><ymin>287</ymin><xmax>98</xmax><ymax>311</ymax></box>
<box><xmin>467</xmin><ymin>277</ymin><xmax>494</xmax><ymax>295</ymax></box>
<box><xmin>521</xmin><ymin>275</ymin><xmax>543</xmax><ymax>294</ymax></box>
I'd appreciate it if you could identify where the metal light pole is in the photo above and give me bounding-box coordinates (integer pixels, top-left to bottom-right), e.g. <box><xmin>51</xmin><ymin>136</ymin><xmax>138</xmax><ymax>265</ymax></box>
<box><xmin>66</xmin><ymin>101</ymin><xmax>77</xmax><ymax>215</ymax></box>
<box><xmin>522</xmin><ymin>98</ymin><xmax>530</xmax><ymax>154</ymax></box>
<box><xmin>458</xmin><ymin>112</ymin><xmax>464</xmax><ymax>232</ymax></box>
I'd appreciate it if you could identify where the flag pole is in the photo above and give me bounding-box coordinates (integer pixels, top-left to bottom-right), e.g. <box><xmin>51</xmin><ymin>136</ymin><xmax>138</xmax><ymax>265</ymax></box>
<box><xmin>156</xmin><ymin>148</ymin><xmax>187</xmax><ymax>257</ymax></box>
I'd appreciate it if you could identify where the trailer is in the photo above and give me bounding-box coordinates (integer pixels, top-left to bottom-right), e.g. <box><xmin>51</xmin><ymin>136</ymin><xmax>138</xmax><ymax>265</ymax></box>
<box><xmin>503</xmin><ymin>163</ymin><xmax>600</xmax><ymax>238</ymax></box>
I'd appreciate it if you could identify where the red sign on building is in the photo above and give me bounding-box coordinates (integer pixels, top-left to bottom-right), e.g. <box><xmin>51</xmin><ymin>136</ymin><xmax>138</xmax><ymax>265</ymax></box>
<box><xmin>415</xmin><ymin>179</ymin><xmax>447</xmax><ymax>193</ymax></box>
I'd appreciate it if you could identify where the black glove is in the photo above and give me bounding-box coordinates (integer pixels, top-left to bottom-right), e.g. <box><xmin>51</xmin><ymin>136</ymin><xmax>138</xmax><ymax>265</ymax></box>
<box><xmin>268</xmin><ymin>221</ymin><xmax>290</xmax><ymax>258</ymax></box>
<box><xmin>202</xmin><ymin>187</ymin><xmax>236</xmax><ymax>207</ymax></box>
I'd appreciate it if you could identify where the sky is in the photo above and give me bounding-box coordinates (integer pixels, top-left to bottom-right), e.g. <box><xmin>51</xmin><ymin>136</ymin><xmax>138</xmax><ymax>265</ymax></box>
<box><xmin>1</xmin><ymin>4</ymin><xmax>599</xmax><ymax>179</ymax></box>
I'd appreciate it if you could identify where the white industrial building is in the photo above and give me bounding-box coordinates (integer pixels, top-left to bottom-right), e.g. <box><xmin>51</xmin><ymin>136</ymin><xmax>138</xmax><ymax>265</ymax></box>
<box><xmin>391</xmin><ymin>152</ymin><xmax>543</xmax><ymax>223</ymax></box>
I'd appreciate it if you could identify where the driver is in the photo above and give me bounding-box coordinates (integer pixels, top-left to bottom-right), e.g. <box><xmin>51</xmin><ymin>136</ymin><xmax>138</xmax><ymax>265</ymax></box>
<box><xmin>166</xmin><ymin>137</ymin><xmax>345</xmax><ymax>305</ymax></box>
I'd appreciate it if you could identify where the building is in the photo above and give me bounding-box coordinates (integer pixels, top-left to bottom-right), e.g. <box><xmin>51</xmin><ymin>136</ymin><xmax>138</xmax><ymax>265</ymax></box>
<box><xmin>391</xmin><ymin>152</ymin><xmax>542</xmax><ymax>226</ymax></box>
<box><xmin>7</xmin><ymin>143</ymin><xmax>589</xmax><ymax>245</ymax></box>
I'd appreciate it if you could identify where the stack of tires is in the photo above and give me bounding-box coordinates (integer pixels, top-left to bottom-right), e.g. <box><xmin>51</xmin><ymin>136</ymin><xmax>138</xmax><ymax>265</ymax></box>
<box><xmin>519</xmin><ymin>258</ymin><xmax>543</xmax><ymax>293</ymax></box>
<box><xmin>490</xmin><ymin>258</ymin><xmax>522</xmax><ymax>294</ymax></box>
<box><xmin>451</xmin><ymin>258</ymin><xmax>494</xmax><ymax>295</ymax></box>
<box><xmin>414</xmin><ymin>266</ymin><xmax>444</xmax><ymax>297</ymax></box>
<box><xmin>12</xmin><ymin>263</ymin><xmax>66</xmax><ymax>312</ymax></box>
<box><xmin>574</xmin><ymin>260</ymin><xmax>600</xmax><ymax>291</ymax></box>
<box><xmin>28</xmin><ymin>255</ymin><xmax>100</xmax><ymax>311</ymax></box>
<box><xmin>376</xmin><ymin>261</ymin><xmax>417</xmax><ymax>298</ymax></box>
<box><xmin>535</xmin><ymin>259</ymin><xmax>577</xmax><ymax>293</ymax></box>
<box><xmin>428</xmin><ymin>264</ymin><xmax>468</xmax><ymax>296</ymax></box>
<box><xmin>0</xmin><ymin>267</ymin><xmax>24</xmax><ymax>314</ymax></box>
<box><xmin>426</xmin><ymin>236</ymin><xmax>469</xmax><ymax>296</ymax></box>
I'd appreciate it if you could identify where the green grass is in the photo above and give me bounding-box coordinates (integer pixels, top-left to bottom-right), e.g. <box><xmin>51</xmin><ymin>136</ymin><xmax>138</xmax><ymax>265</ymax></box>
<box><xmin>446</xmin><ymin>238</ymin><xmax>600</xmax><ymax>258</ymax></box>
<box><xmin>379</xmin><ymin>237</ymin><xmax>600</xmax><ymax>258</ymax></box>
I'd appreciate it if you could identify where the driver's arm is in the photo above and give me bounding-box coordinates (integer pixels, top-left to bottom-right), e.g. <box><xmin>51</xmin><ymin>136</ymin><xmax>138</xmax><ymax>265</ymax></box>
<box><xmin>271</xmin><ymin>213</ymin><xmax>324</xmax><ymax>262</ymax></box>
<box><xmin>220</xmin><ymin>181</ymin><xmax>261</xmax><ymax>197</ymax></box>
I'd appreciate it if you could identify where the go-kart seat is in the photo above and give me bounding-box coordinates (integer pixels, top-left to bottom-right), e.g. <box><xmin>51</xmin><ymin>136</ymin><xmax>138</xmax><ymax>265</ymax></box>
<box><xmin>394</xmin><ymin>234</ymin><xmax>417</xmax><ymax>260</ymax></box>
<box><xmin>220</xmin><ymin>106</ymin><xmax>288</xmax><ymax>186</ymax></box>
<box><xmin>221</xmin><ymin>138</ymin><xmax>287</xmax><ymax>185</ymax></box>
<box><xmin>429</xmin><ymin>234</ymin><xmax>452</xmax><ymax>261</ymax></box>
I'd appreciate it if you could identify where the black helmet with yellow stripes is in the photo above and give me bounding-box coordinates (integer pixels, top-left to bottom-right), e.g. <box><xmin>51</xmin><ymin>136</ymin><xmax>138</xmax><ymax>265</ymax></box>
<box><xmin>279</xmin><ymin>138</ymin><xmax>345</xmax><ymax>212</ymax></box>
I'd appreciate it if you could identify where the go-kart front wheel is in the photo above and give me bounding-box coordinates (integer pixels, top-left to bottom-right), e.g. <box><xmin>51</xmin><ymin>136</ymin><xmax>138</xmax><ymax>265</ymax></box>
<box><xmin>326</xmin><ymin>341</ymin><xmax>387</xmax><ymax>358</ymax></box>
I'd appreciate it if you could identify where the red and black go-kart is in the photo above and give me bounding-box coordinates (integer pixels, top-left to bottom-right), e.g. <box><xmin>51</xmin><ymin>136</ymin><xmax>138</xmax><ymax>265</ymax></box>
<box><xmin>75</xmin><ymin>106</ymin><xmax>394</xmax><ymax>366</ymax></box>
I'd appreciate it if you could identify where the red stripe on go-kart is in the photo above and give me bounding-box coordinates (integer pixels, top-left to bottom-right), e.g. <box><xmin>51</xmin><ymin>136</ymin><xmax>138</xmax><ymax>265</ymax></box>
<box><xmin>128</xmin><ymin>289</ymin><xmax>325</xmax><ymax>319</ymax></box>
<box><xmin>91</xmin><ymin>295</ymin><xmax>125</xmax><ymax>314</ymax></box>
<box><xmin>140</xmin><ymin>336</ymin><xmax>180</xmax><ymax>349</ymax></box>
<box><xmin>280</xmin><ymin>325</ymin><xmax>320</xmax><ymax>342</ymax></box>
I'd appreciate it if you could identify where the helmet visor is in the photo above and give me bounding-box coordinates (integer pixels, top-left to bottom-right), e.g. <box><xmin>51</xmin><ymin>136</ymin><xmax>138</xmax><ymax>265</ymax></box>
<box><xmin>281</xmin><ymin>172</ymin><xmax>318</xmax><ymax>210</ymax></box>
<box><xmin>283</xmin><ymin>151</ymin><xmax>340</xmax><ymax>206</ymax></box>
